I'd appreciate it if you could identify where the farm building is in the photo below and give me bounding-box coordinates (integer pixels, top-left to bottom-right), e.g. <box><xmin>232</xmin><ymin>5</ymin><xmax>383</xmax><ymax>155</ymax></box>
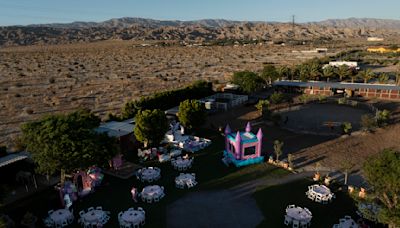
<box><xmin>273</xmin><ymin>81</ymin><xmax>400</xmax><ymax>100</ymax></box>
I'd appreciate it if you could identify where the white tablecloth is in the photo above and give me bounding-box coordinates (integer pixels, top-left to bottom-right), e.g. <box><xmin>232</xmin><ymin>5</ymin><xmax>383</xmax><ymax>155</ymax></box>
<box><xmin>173</xmin><ymin>157</ymin><xmax>192</xmax><ymax>168</ymax></box>
<box><xmin>286</xmin><ymin>207</ymin><xmax>312</xmax><ymax>221</ymax></box>
<box><xmin>50</xmin><ymin>209</ymin><xmax>72</xmax><ymax>224</ymax></box>
<box><xmin>312</xmin><ymin>185</ymin><xmax>331</xmax><ymax>196</ymax></box>
<box><xmin>142</xmin><ymin>185</ymin><xmax>163</xmax><ymax>199</ymax></box>
<box><xmin>82</xmin><ymin>210</ymin><xmax>105</xmax><ymax>223</ymax></box>
<box><xmin>340</xmin><ymin>219</ymin><xmax>358</xmax><ymax>228</ymax></box>
<box><xmin>176</xmin><ymin>173</ymin><xmax>195</xmax><ymax>183</ymax></box>
<box><xmin>140</xmin><ymin>167</ymin><xmax>160</xmax><ymax>181</ymax></box>
<box><xmin>121</xmin><ymin>210</ymin><xmax>145</xmax><ymax>224</ymax></box>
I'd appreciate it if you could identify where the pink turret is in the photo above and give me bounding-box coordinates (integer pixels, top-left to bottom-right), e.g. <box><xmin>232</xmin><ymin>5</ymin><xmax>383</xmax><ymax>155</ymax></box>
<box><xmin>224</xmin><ymin>124</ymin><xmax>231</xmax><ymax>152</ymax></box>
<box><xmin>256</xmin><ymin>128</ymin><xmax>263</xmax><ymax>156</ymax></box>
<box><xmin>224</xmin><ymin>124</ymin><xmax>231</xmax><ymax>135</ymax></box>
<box><xmin>235</xmin><ymin>131</ymin><xmax>242</xmax><ymax>160</ymax></box>
<box><xmin>245</xmin><ymin>122</ymin><xmax>251</xmax><ymax>132</ymax></box>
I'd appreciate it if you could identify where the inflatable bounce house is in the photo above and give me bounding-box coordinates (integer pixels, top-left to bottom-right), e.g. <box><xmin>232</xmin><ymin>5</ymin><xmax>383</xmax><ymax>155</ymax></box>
<box><xmin>59</xmin><ymin>181</ymin><xmax>78</xmax><ymax>208</ymax></box>
<box><xmin>222</xmin><ymin>122</ymin><xmax>264</xmax><ymax>167</ymax></box>
<box><xmin>59</xmin><ymin>167</ymin><xmax>104</xmax><ymax>207</ymax></box>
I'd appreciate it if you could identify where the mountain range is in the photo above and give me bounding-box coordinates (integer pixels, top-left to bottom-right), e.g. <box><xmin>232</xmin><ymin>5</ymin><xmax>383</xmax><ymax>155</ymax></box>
<box><xmin>0</xmin><ymin>17</ymin><xmax>399</xmax><ymax>47</ymax></box>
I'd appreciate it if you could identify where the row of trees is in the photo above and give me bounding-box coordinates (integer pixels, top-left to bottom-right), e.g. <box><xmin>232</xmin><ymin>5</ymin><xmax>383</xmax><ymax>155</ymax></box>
<box><xmin>231</xmin><ymin>59</ymin><xmax>400</xmax><ymax>94</ymax></box>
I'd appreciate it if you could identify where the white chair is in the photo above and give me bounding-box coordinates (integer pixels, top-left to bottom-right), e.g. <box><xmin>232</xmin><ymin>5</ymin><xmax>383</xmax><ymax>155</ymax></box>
<box><xmin>300</xmin><ymin>221</ymin><xmax>308</xmax><ymax>228</ymax></box>
<box><xmin>287</xmin><ymin>205</ymin><xmax>296</xmax><ymax>210</ymax></box>
<box><xmin>67</xmin><ymin>215</ymin><xmax>74</xmax><ymax>224</ymax></box>
<box><xmin>79</xmin><ymin>210</ymin><xmax>85</xmax><ymax>217</ymax></box>
<box><xmin>146</xmin><ymin>197</ymin><xmax>152</xmax><ymax>203</ymax></box>
<box><xmin>48</xmin><ymin>210</ymin><xmax>54</xmax><ymax>215</ymax></box>
<box><xmin>292</xmin><ymin>220</ymin><xmax>299</xmax><ymax>228</ymax></box>
<box><xmin>154</xmin><ymin>195</ymin><xmax>160</xmax><ymax>202</ymax></box>
<box><xmin>61</xmin><ymin>220</ymin><xmax>69</xmax><ymax>226</ymax></box>
<box><xmin>339</xmin><ymin>218</ymin><xmax>346</xmax><ymax>223</ymax></box>
<box><xmin>332</xmin><ymin>224</ymin><xmax>340</xmax><ymax>228</ymax></box>
<box><xmin>138</xmin><ymin>207</ymin><xmax>144</xmax><ymax>211</ymax></box>
<box><xmin>128</xmin><ymin>207</ymin><xmax>134</xmax><ymax>211</ymax></box>
<box><xmin>284</xmin><ymin>215</ymin><xmax>292</xmax><ymax>225</ymax></box>
<box><xmin>87</xmin><ymin>207</ymin><xmax>94</xmax><ymax>211</ymax></box>
<box><xmin>96</xmin><ymin>206</ymin><xmax>102</xmax><ymax>210</ymax></box>
<box><xmin>304</xmin><ymin>208</ymin><xmax>312</xmax><ymax>216</ymax></box>
<box><xmin>43</xmin><ymin>218</ymin><xmax>54</xmax><ymax>227</ymax></box>
<box><xmin>344</xmin><ymin>215</ymin><xmax>352</xmax><ymax>220</ymax></box>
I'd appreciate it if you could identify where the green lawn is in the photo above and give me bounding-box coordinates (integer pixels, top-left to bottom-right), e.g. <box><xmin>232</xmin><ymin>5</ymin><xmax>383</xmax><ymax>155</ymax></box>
<box><xmin>2</xmin><ymin>128</ymin><xmax>289</xmax><ymax>227</ymax></box>
<box><xmin>253</xmin><ymin>179</ymin><xmax>359</xmax><ymax>228</ymax></box>
<box><xmin>2</xmin><ymin>128</ymin><xmax>360</xmax><ymax>227</ymax></box>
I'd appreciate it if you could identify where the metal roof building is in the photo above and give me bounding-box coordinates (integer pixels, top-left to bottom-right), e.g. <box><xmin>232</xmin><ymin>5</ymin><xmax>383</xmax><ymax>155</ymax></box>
<box><xmin>273</xmin><ymin>81</ymin><xmax>400</xmax><ymax>91</ymax></box>
<box><xmin>0</xmin><ymin>151</ymin><xmax>30</xmax><ymax>168</ymax></box>
<box><xmin>95</xmin><ymin>118</ymin><xmax>135</xmax><ymax>138</ymax></box>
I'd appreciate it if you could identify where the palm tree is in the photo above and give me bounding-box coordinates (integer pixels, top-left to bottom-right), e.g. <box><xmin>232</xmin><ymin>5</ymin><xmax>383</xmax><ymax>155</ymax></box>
<box><xmin>337</xmin><ymin>65</ymin><xmax>350</xmax><ymax>81</ymax></box>
<box><xmin>273</xmin><ymin>140</ymin><xmax>284</xmax><ymax>161</ymax></box>
<box><xmin>277</xmin><ymin>66</ymin><xmax>291</xmax><ymax>81</ymax></box>
<box><xmin>309</xmin><ymin>63</ymin><xmax>321</xmax><ymax>81</ymax></box>
<box><xmin>323</xmin><ymin>66</ymin><xmax>335</xmax><ymax>82</ymax></box>
<box><xmin>378</xmin><ymin>73</ymin><xmax>389</xmax><ymax>84</ymax></box>
<box><xmin>395</xmin><ymin>71</ymin><xmax>400</xmax><ymax>86</ymax></box>
<box><xmin>358</xmin><ymin>69</ymin><xmax>374</xmax><ymax>83</ymax></box>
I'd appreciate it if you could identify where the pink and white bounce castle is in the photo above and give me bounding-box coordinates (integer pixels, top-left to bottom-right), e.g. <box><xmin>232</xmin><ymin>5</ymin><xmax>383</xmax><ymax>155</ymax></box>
<box><xmin>222</xmin><ymin>122</ymin><xmax>264</xmax><ymax>167</ymax></box>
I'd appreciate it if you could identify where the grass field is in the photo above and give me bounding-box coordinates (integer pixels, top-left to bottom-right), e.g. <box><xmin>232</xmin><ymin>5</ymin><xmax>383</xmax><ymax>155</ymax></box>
<box><xmin>254</xmin><ymin>179</ymin><xmax>359</xmax><ymax>228</ymax></box>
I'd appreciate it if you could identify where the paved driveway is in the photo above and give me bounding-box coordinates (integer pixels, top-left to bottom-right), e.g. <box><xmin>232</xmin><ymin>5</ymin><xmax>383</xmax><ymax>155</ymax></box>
<box><xmin>166</xmin><ymin>190</ymin><xmax>264</xmax><ymax>228</ymax></box>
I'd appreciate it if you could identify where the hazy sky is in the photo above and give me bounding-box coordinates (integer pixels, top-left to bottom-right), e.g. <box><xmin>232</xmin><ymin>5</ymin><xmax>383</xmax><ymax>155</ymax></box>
<box><xmin>0</xmin><ymin>0</ymin><xmax>399</xmax><ymax>26</ymax></box>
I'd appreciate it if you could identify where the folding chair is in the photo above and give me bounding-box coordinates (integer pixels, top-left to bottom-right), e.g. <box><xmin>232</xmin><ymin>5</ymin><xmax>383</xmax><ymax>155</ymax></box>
<box><xmin>292</xmin><ymin>220</ymin><xmax>299</xmax><ymax>228</ymax></box>
<box><xmin>284</xmin><ymin>215</ymin><xmax>292</xmax><ymax>225</ymax></box>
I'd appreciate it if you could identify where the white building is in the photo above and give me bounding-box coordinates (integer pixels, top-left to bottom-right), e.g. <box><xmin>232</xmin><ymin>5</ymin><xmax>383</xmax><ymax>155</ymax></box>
<box><xmin>327</xmin><ymin>61</ymin><xmax>359</xmax><ymax>69</ymax></box>
<box><xmin>367</xmin><ymin>37</ymin><xmax>384</xmax><ymax>42</ymax></box>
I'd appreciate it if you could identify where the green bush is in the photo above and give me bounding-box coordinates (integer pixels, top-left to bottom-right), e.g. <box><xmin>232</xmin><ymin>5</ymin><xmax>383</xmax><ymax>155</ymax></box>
<box><xmin>360</xmin><ymin>114</ymin><xmax>377</xmax><ymax>132</ymax></box>
<box><xmin>341</xmin><ymin>122</ymin><xmax>352</xmax><ymax>135</ymax></box>
<box><xmin>269</xmin><ymin>92</ymin><xmax>287</xmax><ymax>104</ymax></box>
<box><xmin>338</xmin><ymin>97</ymin><xmax>347</xmax><ymax>105</ymax></box>
<box><xmin>376</xmin><ymin>109</ymin><xmax>391</xmax><ymax>127</ymax></box>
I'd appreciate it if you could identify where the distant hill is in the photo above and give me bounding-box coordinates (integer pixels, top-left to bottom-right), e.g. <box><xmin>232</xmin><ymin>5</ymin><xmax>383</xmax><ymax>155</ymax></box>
<box><xmin>309</xmin><ymin>18</ymin><xmax>400</xmax><ymax>30</ymax></box>
<box><xmin>1</xmin><ymin>17</ymin><xmax>399</xmax><ymax>47</ymax></box>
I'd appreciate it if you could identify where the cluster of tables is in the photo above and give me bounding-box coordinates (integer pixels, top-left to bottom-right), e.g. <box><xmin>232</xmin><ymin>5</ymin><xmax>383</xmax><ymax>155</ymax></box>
<box><xmin>141</xmin><ymin>185</ymin><xmax>165</xmax><ymax>203</ymax></box>
<box><xmin>332</xmin><ymin>216</ymin><xmax>359</xmax><ymax>228</ymax></box>
<box><xmin>44</xmin><ymin>209</ymin><xmax>74</xmax><ymax>227</ymax></box>
<box><xmin>284</xmin><ymin>205</ymin><xmax>312</xmax><ymax>227</ymax></box>
<box><xmin>118</xmin><ymin>207</ymin><xmax>145</xmax><ymax>227</ymax></box>
<box><xmin>136</xmin><ymin>167</ymin><xmax>161</xmax><ymax>182</ymax></box>
<box><xmin>306</xmin><ymin>184</ymin><xmax>335</xmax><ymax>204</ymax></box>
<box><xmin>78</xmin><ymin>207</ymin><xmax>110</xmax><ymax>227</ymax></box>
<box><xmin>171</xmin><ymin>156</ymin><xmax>193</xmax><ymax>171</ymax></box>
<box><xmin>175</xmin><ymin>173</ymin><xmax>197</xmax><ymax>189</ymax></box>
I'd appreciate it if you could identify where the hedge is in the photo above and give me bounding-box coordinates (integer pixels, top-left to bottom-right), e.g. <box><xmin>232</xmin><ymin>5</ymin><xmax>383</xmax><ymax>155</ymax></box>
<box><xmin>121</xmin><ymin>80</ymin><xmax>213</xmax><ymax>119</ymax></box>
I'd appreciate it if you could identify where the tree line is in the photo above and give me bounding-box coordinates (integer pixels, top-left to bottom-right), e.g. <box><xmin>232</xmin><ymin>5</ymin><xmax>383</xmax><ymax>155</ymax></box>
<box><xmin>231</xmin><ymin>58</ymin><xmax>400</xmax><ymax>94</ymax></box>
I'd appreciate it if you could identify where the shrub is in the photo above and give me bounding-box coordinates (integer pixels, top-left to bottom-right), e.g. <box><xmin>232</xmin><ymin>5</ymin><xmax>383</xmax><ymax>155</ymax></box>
<box><xmin>269</xmin><ymin>92</ymin><xmax>287</xmax><ymax>104</ymax></box>
<box><xmin>360</xmin><ymin>114</ymin><xmax>376</xmax><ymax>132</ymax></box>
<box><xmin>341</xmin><ymin>122</ymin><xmax>352</xmax><ymax>135</ymax></box>
<box><xmin>338</xmin><ymin>97</ymin><xmax>347</xmax><ymax>105</ymax></box>
<box><xmin>375</xmin><ymin>109</ymin><xmax>390</xmax><ymax>127</ymax></box>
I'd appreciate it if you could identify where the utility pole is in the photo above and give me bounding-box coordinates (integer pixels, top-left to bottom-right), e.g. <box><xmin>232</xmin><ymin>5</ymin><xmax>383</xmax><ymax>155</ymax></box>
<box><xmin>292</xmin><ymin>15</ymin><xmax>296</xmax><ymax>38</ymax></box>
